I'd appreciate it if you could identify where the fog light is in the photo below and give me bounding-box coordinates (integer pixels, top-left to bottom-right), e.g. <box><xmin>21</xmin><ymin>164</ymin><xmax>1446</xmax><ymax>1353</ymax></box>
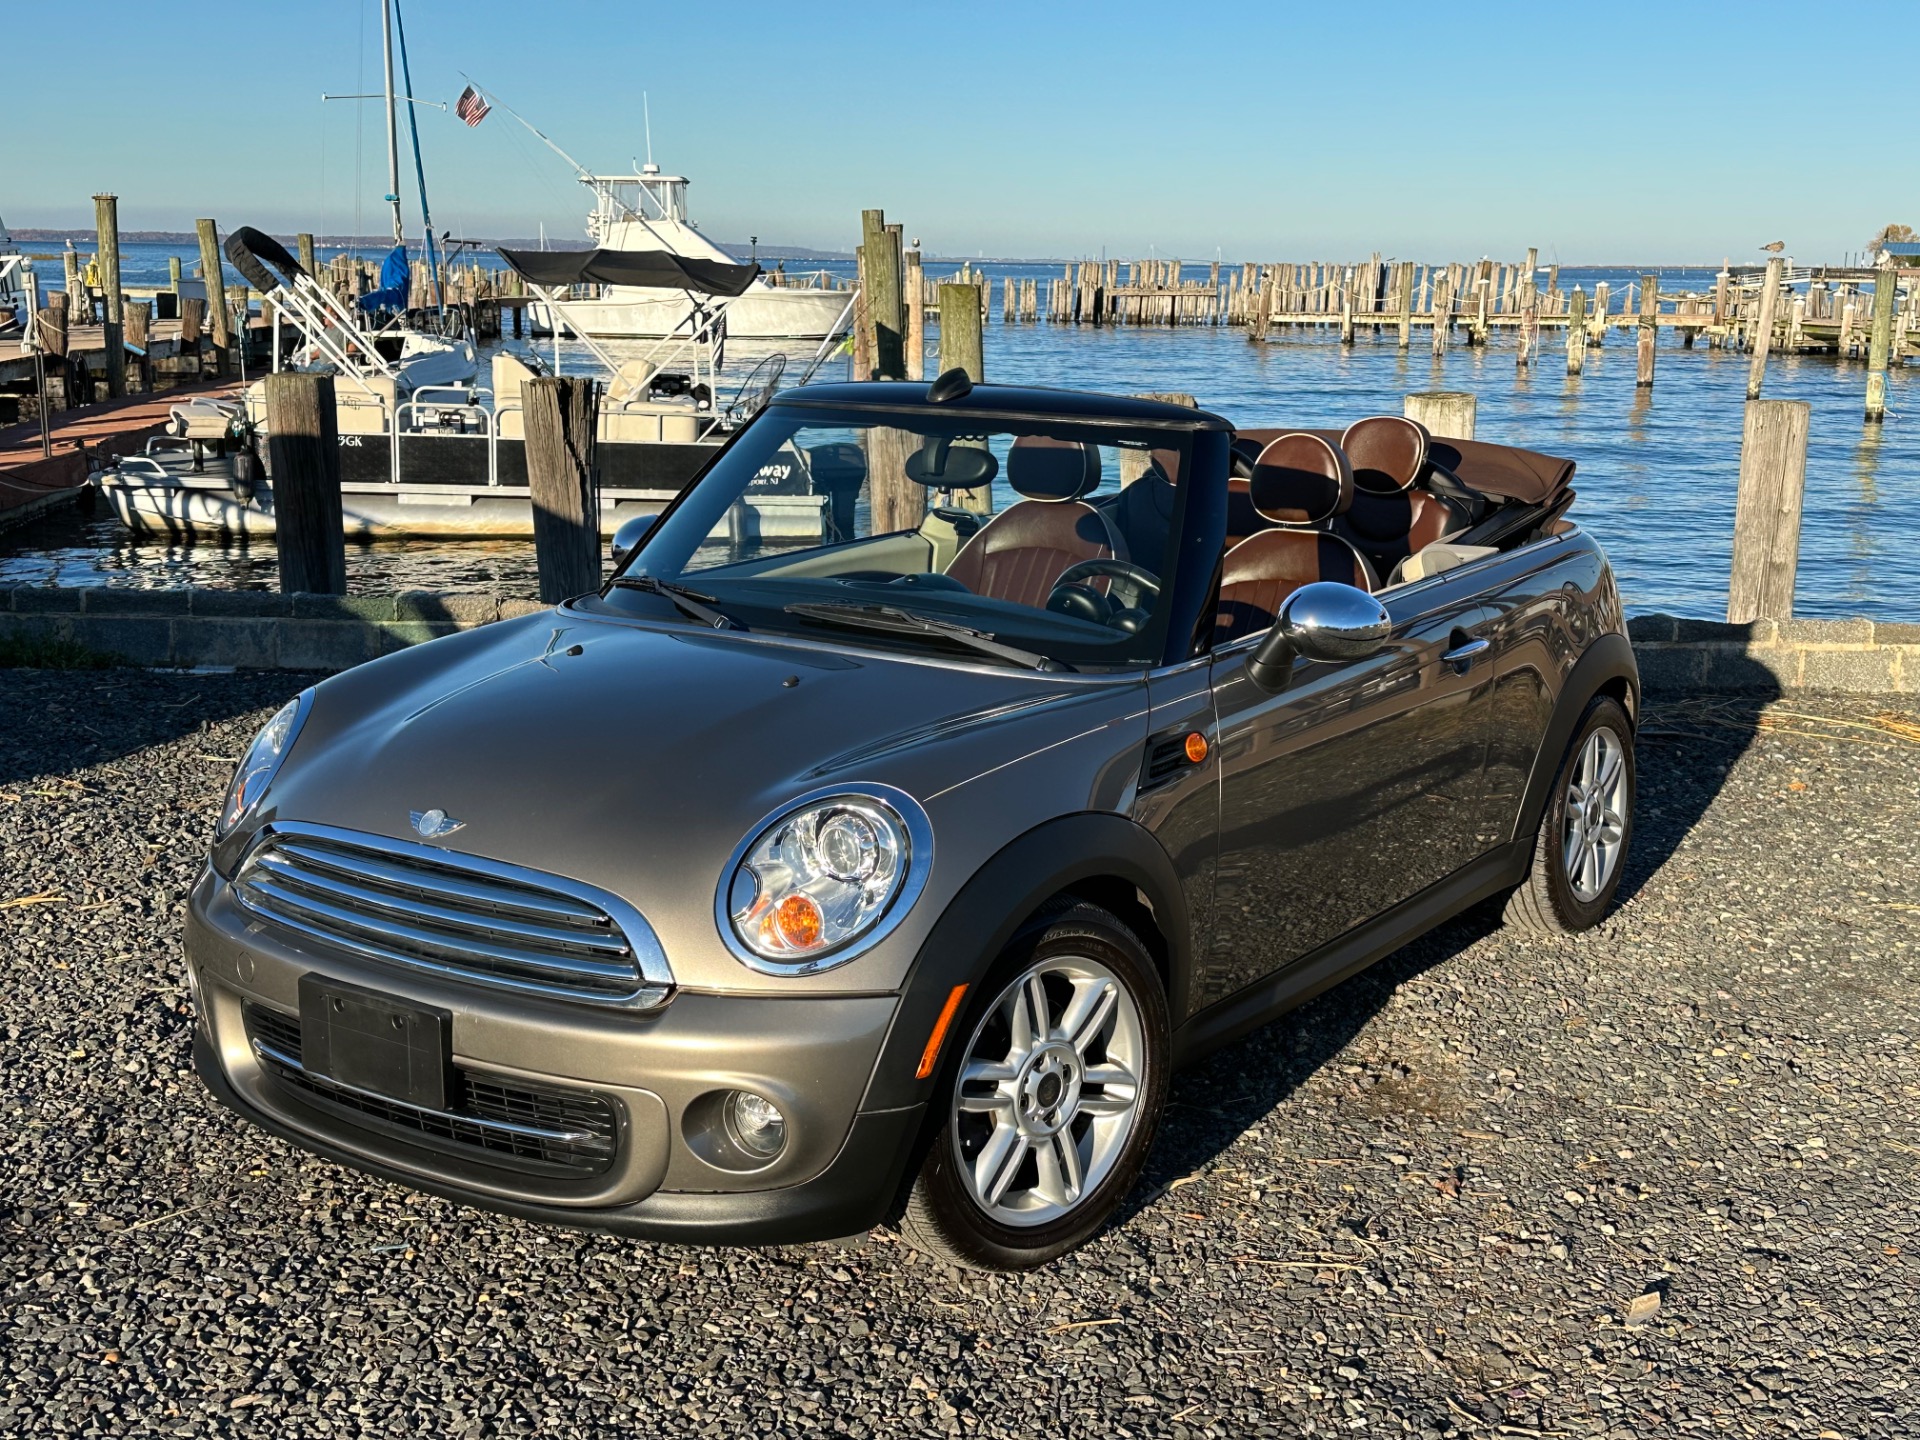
<box><xmin>725</xmin><ymin>1090</ymin><xmax>787</xmax><ymax>1160</ymax></box>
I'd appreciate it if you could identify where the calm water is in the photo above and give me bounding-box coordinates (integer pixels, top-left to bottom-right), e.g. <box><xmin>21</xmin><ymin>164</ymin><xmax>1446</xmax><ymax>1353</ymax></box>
<box><xmin>4</xmin><ymin>247</ymin><xmax>1914</xmax><ymax>621</ymax></box>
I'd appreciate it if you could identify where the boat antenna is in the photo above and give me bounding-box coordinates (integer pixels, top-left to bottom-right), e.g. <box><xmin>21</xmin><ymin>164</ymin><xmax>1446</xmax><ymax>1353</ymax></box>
<box><xmin>391</xmin><ymin>0</ymin><xmax>443</xmax><ymax>313</ymax></box>
<box><xmin>644</xmin><ymin>93</ymin><xmax>654</xmax><ymax>168</ymax></box>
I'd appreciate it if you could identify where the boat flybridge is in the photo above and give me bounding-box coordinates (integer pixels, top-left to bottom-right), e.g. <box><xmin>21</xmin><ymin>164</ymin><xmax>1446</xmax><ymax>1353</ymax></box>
<box><xmin>526</xmin><ymin>163</ymin><xmax>855</xmax><ymax>342</ymax></box>
<box><xmin>94</xmin><ymin>235</ymin><xmax>844</xmax><ymax>542</ymax></box>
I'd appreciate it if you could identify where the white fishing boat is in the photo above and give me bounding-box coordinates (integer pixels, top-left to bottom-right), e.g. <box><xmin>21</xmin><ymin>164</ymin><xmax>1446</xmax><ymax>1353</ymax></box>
<box><xmin>524</xmin><ymin>164</ymin><xmax>853</xmax><ymax>342</ymax></box>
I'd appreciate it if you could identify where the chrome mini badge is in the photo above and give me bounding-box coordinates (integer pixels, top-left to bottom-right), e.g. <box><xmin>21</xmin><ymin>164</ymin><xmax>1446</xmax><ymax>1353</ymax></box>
<box><xmin>410</xmin><ymin>808</ymin><xmax>465</xmax><ymax>840</ymax></box>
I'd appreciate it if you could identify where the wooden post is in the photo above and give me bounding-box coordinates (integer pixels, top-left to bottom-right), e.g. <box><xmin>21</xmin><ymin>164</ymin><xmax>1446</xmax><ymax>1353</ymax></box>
<box><xmin>903</xmin><ymin>248</ymin><xmax>925</xmax><ymax>380</ymax></box>
<box><xmin>167</xmin><ymin>255</ymin><xmax>183</xmax><ymax>297</ymax></box>
<box><xmin>1590</xmin><ymin>281</ymin><xmax>1609</xmax><ymax>346</ymax></box>
<box><xmin>1396</xmin><ymin>261</ymin><xmax>1413</xmax><ymax>348</ymax></box>
<box><xmin>1339</xmin><ymin>269</ymin><xmax>1355</xmax><ymax>344</ymax></box>
<box><xmin>195</xmin><ymin>219</ymin><xmax>231</xmax><ymax>374</ymax></box>
<box><xmin>850</xmin><ymin>245</ymin><xmax>872</xmax><ymax>379</ymax></box>
<box><xmin>63</xmin><ymin>247</ymin><xmax>84</xmax><ymax>321</ymax></box>
<box><xmin>934</xmin><ymin>282</ymin><xmax>987</xmax><ymax>516</ymax></box>
<box><xmin>860</xmin><ymin>210</ymin><xmax>905</xmax><ymax>379</ymax></box>
<box><xmin>1404</xmin><ymin>391</ymin><xmax>1475</xmax><ymax>439</ymax></box>
<box><xmin>1120</xmin><ymin>393</ymin><xmax>1197</xmax><ymax>485</ymax></box>
<box><xmin>264</xmin><ymin>373</ymin><xmax>347</xmax><ymax>596</ymax></box>
<box><xmin>1746</xmin><ymin>255</ymin><xmax>1784</xmax><ymax>401</ymax></box>
<box><xmin>521</xmin><ymin>376</ymin><xmax>603</xmax><ymax>604</ymax></box>
<box><xmin>1566</xmin><ymin>288</ymin><xmax>1587</xmax><ymax>374</ymax></box>
<box><xmin>93</xmin><ymin>194</ymin><xmax>127</xmax><ymax>397</ymax></box>
<box><xmin>1517</xmin><ymin>264</ymin><xmax>1538</xmax><ymax>369</ymax></box>
<box><xmin>1865</xmin><ymin>258</ymin><xmax>1897</xmax><ymax>422</ymax></box>
<box><xmin>180</xmin><ymin>296</ymin><xmax>205</xmax><ymax>349</ymax></box>
<box><xmin>1430</xmin><ymin>272</ymin><xmax>1451</xmax><ymax>356</ymax></box>
<box><xmin>297</xmin><ymin>233</ymin><xmax>318</xmax><ymax>279</ymax></box>
<box><xmin>1635</xmin><ymin>274</ymin><xmax>1658</xmax><ymax>387</ymax></box>
<box><xmin>1251</xmin><ymin>266</ymin><xmax>1275</xmax><ymax>341</ymax></box>
<box><xmin>124</xmin><ymin>300</ymin><xmax>153</xmax><ymax>391</ymax></box>
<box><xmin>1726</xmin><ymin>399</ymin><xmax>1810</xmax><ymax>622</ymax></box>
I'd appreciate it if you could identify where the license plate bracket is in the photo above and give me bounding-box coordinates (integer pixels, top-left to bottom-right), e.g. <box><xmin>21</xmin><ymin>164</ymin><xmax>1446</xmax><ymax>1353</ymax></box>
<box><xmin>298</xmin><ymin>976</ymin><xmax>453</xmax><ymax>1112</ymax></box>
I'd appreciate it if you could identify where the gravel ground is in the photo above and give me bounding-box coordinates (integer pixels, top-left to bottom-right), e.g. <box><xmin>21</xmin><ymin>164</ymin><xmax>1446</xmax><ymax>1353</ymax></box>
<box><xmin>3</xmin><ymin>669</ymin><xmax>1918</xmax><ymax>1439</ymax></box>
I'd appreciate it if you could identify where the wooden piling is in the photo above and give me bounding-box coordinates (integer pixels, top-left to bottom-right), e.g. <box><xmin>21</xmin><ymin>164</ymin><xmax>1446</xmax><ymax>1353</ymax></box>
<box><xmin>935</xmin><ymin>282</ymin><xmax>988</xmax><ymax>517</ymax></box>
<box><xmin>195</xmin><ymin>220</ymin><xmax>230</xmax><ymax>375</ymax></box>
<box><xmin>1865</xmin><ymin>257</ymin><xmax>1897</xmax><ymax>422</ymax></box>
<box><xmin>1566</xmin><ymin>288</ymin><xmax>1587</xmax><ymax>374</ymax></box>
<box><xmin>1746</xmin><ymin>255</ymin><xmax>1783</xmax><ymax>401</ymax></box>
<box><xmin>264</xmin><ymin>373</ymin><xmax>346</xmax><ymax>596</ymax></box>
<box><xmin>297</xmin><ymin>233</ymin><xmax>318</xmax><ymax>279</ymax></box>
<box><xmin>1726</xmin><ymin>399</ymin><xmax>1810</xmax><ymax>622</ymax></box>
<box><xmin>1635</xmin><ymin>274</ymin><xmax>1658</xmax><ymax>388</ymax></box>
<box><xmin>1251</xmin><ymin>266</ymin><xmax>1274</xmax><ymax>342</ymax></box>
<box><xmin>1404</xmin><ymin>391</ymin><xmax>1475</xmax><ymax>439</ymax></box>
<box><xmin>860</xmin><ymin>211</ymin><xmax>905</xmax><ymax>379</ymax></box>
<box><xmin>1430</xmin><ymin>272</ymin><xmax>1451</xmax><ymax>356</ymax></box>
<box><xmin>903</xmin><ymin>249</ymin><xmax>925</xmax><ymax>381</ymax></box>
<box><xmin>124</xmin><ymin>300</ymin><xmax>153</xmax><ymax>391</ymax></box>
<box><xmin>92</xmin><ymin>194</ymin><xmax>126</xmax><ymax>398</ymax></box>
<box><xmin>520</xmin><ymin>375</ymin><xmax>602</xmax><ymax>604</ymax></box>
<box><xmin>1396</xmin><ymin>261</ymin><xmax>1413</xmax><ymax>348</ymax></box>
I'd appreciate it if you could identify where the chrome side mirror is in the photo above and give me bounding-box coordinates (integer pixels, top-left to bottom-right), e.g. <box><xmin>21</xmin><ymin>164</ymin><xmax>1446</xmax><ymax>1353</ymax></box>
<box><xmin>610</xmin><ymin>513</ymin><xmax>658</xmax><ymax>568</ymax></box>
<box><xmin>1246</xmin><ymin>582</ymin><xmax>1392</xmax><ymax>691</ymax></box>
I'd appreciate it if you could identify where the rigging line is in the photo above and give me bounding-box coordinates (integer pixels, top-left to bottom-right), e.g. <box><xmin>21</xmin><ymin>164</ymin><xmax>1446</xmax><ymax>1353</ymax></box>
<box><xmin>390</xmin><ymin>0</ymin><xmax>442</xmax><ymax>312</ymax></box>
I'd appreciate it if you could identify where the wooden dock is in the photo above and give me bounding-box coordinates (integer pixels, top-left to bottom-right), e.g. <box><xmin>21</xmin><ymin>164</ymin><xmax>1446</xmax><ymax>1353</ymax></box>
<box><xmin>0</xmin><ymin>382</ymin><xmax>239</xmax><ymax>531</ymax></box>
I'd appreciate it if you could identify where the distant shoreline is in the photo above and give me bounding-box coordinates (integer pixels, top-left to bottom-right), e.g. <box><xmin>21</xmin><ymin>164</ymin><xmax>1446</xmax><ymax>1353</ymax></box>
<box><xmin>3</xmin><ymin>228</ymin><xmax>1741</xmax><ymax>269</ymax></box>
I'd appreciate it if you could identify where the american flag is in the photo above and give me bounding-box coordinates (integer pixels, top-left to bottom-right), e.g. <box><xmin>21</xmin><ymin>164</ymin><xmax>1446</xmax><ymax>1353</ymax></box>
<box><xmin>455</xmin><ymin>85</ymin><xmax>491</xmax><ymax>128</ymax></box>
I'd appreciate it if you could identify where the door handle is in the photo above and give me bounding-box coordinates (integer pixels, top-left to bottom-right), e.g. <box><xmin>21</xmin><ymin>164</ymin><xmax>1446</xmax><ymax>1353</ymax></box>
<box><xmin>1441</xmin><ymin>637</ymin><xmax>1490</xmax><ymax>667</ymax></box>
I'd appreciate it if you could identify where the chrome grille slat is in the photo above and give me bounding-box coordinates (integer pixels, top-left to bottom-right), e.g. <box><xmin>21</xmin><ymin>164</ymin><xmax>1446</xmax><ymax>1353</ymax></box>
<box><xmin>231</xmin><ymin>822</ymin><xmax>674</xmax><ymax>1008</ymax></box>
<box><xmin>250</xmin><ymin>853</ymin><xmax>634</xmax><ymax>956</ymax></box>
<box><xmin>272</xmin><ymin>837</ymin><xmax>607</xmax><ymax>926</ymax></box>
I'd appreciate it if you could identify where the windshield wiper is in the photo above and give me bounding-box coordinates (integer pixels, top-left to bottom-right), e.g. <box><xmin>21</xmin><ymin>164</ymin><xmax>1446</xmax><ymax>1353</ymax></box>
<box><xmin>784</xmin><ymin>602</ymin><xmax>1073</xmax><ymax>673</ymax></box>
<box><xmin>609</xmin><ymin>575</ymin><xmax>744</xmax><ymax>631</ymax></box>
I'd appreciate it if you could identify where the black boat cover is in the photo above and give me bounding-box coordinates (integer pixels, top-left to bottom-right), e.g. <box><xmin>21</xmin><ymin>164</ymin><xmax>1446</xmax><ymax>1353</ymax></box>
<box><xmin>498</xmin><ymin>247</ymin><xmax>760</xmax><ymax>296</ymax></box>
<box><xmin>224</xmin><ymin>226</ymin><xmax>306</xmax><ymax>293</ymax></box>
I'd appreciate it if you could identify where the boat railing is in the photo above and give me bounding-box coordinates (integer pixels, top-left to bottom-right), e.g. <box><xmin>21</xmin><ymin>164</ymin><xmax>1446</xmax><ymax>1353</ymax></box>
<box><xmin>393</xmin><ymin>398</ymin><xmax>502</xmax><ymax>488</ymax></box>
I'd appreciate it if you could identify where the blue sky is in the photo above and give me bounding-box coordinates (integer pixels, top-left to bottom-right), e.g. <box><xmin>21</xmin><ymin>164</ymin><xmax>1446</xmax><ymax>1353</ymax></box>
<box><xmin>8</xmin><ymin>0</ymin><xmax>1912</xmax><ymax>263</ymax></box>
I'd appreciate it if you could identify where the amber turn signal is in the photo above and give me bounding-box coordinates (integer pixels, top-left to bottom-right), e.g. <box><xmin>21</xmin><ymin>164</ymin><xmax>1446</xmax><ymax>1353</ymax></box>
<box><xmin>915</xmin><ymin>984</ymin><xmax>970</xmax><ymax>1079</ymax></box>
<box><xmin>1184</xmin><ymin>731</ymin><xmax>1210</xmax><ymax>765</ymax></box>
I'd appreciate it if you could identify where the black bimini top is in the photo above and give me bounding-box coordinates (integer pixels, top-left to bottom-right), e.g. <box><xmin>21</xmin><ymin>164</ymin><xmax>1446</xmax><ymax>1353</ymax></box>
<box><xmin>777</xmin><ymin>380</ymin><xmax>1236</xmax><ymax>432</ymax></box>
<box><xmin>498</xmin><ymin>247</ymin><xmax>760</xmax><ymax>297</ymax></box>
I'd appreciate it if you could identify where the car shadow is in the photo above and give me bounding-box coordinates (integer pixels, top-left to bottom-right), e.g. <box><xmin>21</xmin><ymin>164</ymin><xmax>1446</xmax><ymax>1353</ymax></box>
<box><xmin>1123</xmin><ymin>658</ymin><xmax>1780</xmax><ymax>1212</ymax></box>
<box><xmin>0</xmin><ymin>666</ymin><xmax>321</xmax><ymax>789</ymax></box>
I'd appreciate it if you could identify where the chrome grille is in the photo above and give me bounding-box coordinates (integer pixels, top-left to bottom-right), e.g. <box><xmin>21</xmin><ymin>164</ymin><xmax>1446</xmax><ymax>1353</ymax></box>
<box><xmin>243</xmin><ymin>1004</ymin><xmax>619</xmax><ymax>1176</ymax></box>
<box><xmin>232</xmin><ymin>823</ymin><xmax>672</xmax><ymax>1008</ymax></box>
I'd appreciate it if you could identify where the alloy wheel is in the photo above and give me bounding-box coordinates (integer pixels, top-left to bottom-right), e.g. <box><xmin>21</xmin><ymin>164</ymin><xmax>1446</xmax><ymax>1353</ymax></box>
<box><xmin>950</xmin><ymin>956</ymin><xmax>1145</xmax><ymax>1228</ymax></box>
<box><xmin>1562</xmin><ymin>725</ymin><xmax>1628</xmax><ymax>903</ymax></box>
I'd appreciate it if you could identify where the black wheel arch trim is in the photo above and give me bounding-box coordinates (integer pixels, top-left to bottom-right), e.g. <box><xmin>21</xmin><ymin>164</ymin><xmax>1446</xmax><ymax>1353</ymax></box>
<box><xmin>858</xmin><ymin>811</ymin><xmax>1193</xmax><ymax>1113</ymax></box>
<box><xmin>1513</xmin><ymin>632</ymin><xmax>1638</xmax><ymax>846</ymax></box>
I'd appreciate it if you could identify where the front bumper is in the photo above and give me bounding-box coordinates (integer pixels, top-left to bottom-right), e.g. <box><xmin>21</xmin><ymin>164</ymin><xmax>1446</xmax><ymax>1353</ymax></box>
<box><xmin>187</xmin><ymin>868</ymin><xmax>926</xmax><ymax>1244</ymax></box>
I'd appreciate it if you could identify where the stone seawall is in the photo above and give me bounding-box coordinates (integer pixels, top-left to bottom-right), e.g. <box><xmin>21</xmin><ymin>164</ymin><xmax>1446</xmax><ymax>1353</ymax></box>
<box><xmin>0</xmin><ymin>588</ymin><xmax>1916</xmax><ymax>693</ymax></box>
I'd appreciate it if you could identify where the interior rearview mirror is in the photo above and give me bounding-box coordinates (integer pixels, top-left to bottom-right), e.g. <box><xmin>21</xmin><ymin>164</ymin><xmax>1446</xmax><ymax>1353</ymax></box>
<box><xmin>610</xmin><ymin>512</ymin><xmax>658</xmax><ymax>568</ymax></box>
<box><xmin>1246</xmin><ymin>582</ymin><xmax>1392</xmax><ymax>692</ymax></box>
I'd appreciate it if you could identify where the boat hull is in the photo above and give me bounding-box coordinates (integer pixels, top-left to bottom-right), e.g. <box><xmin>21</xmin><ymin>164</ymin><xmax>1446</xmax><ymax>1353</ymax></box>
<box><xmin>530</xmin><ymin>285</ymin><xmax>852</xmax><ymax>340</ymax></box>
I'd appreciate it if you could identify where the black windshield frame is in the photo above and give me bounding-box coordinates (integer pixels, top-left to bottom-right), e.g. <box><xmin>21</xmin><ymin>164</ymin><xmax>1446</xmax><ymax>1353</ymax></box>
<box><xmin>602</xmin><ymin>401</ymin><xmax>1216</xmax><ymax>672</ymax></box>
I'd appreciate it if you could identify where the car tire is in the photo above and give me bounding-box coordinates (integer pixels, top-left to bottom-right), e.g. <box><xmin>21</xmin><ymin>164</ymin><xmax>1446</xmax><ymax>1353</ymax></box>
<box><xmin>899</xmin><ymin>902</ymin><xmax>1170</xmax><ymax>1271</ymax></box>
<box><xmin>1504</xmin><ymin>693</ymin><xmax>1635</xmax><ymax>935</ymax></box>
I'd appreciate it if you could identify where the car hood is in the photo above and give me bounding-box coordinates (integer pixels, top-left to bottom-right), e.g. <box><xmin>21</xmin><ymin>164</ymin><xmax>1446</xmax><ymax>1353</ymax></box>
<box><xmin>255</xmin><ymin>610</ymin><xmax>1134</xmax><ymax>986</ymax></box>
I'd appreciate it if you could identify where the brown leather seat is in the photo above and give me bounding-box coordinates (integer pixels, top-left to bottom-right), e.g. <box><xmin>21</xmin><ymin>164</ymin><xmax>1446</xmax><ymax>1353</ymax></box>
<box><xmin>945</xmin><ymin>437</ymin><xmax>1125</xmax><ymax>608</ymax></box>
<box><xmin>1216</xmin><ymin>433</ymin><xmax>1373</xmax><ymax>642</ymax></box>
<box><xmin>1331</xmin><ymin>416</ymin><xmax>1470</xmax><ymax>578</ymax></box>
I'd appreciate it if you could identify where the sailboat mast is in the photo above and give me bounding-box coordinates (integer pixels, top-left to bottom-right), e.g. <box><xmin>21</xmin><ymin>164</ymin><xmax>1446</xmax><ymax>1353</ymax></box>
<box><xmin>380</xmin><ymin>0</ymin><xmax>404</xmax><ymax>245</ymax></box>
<box><xmin>391</xmin><ymin>0</ymin><xmax>442</xmax><ymax>311</ymax></box>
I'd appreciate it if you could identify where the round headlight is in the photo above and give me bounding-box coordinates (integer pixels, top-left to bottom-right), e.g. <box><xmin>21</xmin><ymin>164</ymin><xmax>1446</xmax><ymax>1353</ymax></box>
<box><xmin>721</xmin><ymin>789</ymin><xmax>929</xmax><ymax>973</ymax></box>
<box><xmin>214</xmin><ymin>691</ymin><xmax>311</xmax><ymax>842</ymax></box>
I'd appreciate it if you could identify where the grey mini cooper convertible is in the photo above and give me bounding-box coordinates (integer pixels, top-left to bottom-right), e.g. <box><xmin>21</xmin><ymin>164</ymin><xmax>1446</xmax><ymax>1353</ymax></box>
<box><xmin>189</xmin><ymin>374</ymin><xmax>1637</xmax><ymax>1270</ymax></box>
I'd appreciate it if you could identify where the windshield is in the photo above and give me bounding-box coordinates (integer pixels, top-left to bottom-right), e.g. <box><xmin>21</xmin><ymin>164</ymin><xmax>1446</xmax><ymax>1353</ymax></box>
<box><xmin>599</xmin><ymin>402</ymin><xmax>1197</xmax><ymax>671</ymax></box>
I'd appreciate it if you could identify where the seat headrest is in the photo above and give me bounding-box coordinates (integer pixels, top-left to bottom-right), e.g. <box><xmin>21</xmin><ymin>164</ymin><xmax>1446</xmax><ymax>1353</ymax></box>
<box><xmin>1249</xmin><ymin>433</ymin><xmax>1354</xmax><ymax>526</ymax></box>
<box><xmin>1341</xmin><ymin>415</ymin><xmax>1429</xmax><ymax>494</ymax></box>
<box><xmin>1007</xmin><ymin>436</ymin><xmax>1101</xmax><ymax>502</ymax></box>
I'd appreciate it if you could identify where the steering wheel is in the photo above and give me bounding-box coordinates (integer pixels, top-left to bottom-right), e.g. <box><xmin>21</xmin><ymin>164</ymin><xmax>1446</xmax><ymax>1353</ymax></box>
<box><xmin>1045</xmin><ymin>559</ymin><xmax>1162</xmax><ymax>630</ymax></box>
